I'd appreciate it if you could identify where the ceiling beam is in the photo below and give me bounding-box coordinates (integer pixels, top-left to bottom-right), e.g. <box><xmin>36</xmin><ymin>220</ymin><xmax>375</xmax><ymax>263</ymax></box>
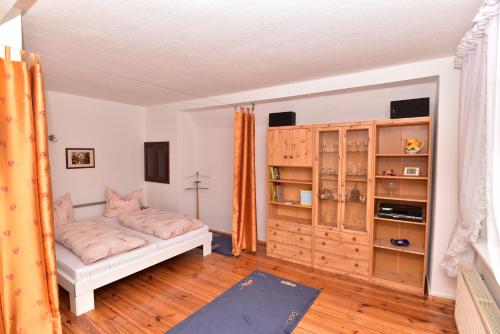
<box><xmin>0</xmin><ymin>0</ymin><xmax>37</xmax><ymax>24</ymax></box>
<box><xmin>0</xmin><ymin>1</ymin><xmax>17</xmax><ymax>23</ymax></box>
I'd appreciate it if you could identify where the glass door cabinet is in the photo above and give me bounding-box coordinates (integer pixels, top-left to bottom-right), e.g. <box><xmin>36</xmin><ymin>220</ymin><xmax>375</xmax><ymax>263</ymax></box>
<box><xmin>315</xmin><ymin>125</ymin><xmax>372</xmax><ymax>235</ymax></box>
<box><xmin>317</xmin><ymin>128</ymin><xmax>341</xmax><ymax>229</ymax></box>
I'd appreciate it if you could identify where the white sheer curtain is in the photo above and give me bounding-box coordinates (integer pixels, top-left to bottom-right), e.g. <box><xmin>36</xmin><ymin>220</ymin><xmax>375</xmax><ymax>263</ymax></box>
<box><xmin>442</xmin><ymin>0</ymin><xmax>500</xmax><ymax>283</ymax></box>
<box><xmin>485</xmin><ymin>12</ymin><xmax>500</xmax><ymax>283</ymax></box>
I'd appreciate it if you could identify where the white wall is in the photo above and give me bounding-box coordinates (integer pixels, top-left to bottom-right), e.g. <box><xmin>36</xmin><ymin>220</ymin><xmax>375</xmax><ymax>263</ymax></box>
<box><xmin>0</xmin><ymin>9</ymin><xmax>22</xmax><ymax>60</ymax></box>
<box><xmin>144</xmin><ymin>105</ymin><xmax>199</xmax><ymax>215</ymax></box>
<box><xmin>145</xmin><ymin>57</ymin><xmax>461</xmax><ymax>299</ymax></box>
<box><xmin>46</xmin><ymin>91</ymin><xmax>146</xmax><ymax>219</ymax></box>
<box><xmin>191</xmin><ymin>80</ymin><xmax>438</xmax><ymax>239</ymax></box>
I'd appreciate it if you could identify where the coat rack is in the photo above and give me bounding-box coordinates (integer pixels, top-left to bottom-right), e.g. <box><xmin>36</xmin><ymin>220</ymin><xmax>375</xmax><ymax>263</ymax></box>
<box><xmin>185</xmin><ymin>172</ymin><xmax>209</xmax><ymax>219</ymax></box>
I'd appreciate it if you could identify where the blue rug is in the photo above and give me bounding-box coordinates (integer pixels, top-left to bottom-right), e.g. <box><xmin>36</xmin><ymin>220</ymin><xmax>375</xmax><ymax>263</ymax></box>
<box><xmin>167</xmin><ymin>270</ymin><xmax>320</xmax><ymax>334</ymax></box>
<box><xmin>212</xmin><ymin>234</ymin><xmax>233</xmax><ymax>257</ymax></box>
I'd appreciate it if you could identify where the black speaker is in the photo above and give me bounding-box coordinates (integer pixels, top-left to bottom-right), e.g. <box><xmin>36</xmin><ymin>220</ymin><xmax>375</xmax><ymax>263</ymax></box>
<box><xmin>269</xmin><ymin>111</ymin><xmax>296</xmax><ymax>127</ymax></box>
<box><xmin>390</xmin><ymin>98</ymin><xmax>429</xmax><ymax>119</ymax></box>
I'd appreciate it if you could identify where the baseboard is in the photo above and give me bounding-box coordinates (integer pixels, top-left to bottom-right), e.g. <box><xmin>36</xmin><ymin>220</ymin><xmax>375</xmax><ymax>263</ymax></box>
<box><xmin>209</xmin><ymin>229</ymin><xmax>267</xmax><ymax>246</ymax></box>
<box><xmin>428</xmin><ymin>294</ymin><xmax>456</xmax><ymax>306</ymax></box>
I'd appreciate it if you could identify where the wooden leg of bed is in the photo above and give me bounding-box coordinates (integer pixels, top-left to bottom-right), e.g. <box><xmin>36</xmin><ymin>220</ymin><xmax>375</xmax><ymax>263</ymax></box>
<box><xmin>69</xmin><ymin>290</ymin><xmax>94</xmax><ymax>316</ymax></box>
<box><xmin>203</xmin><ymin>240</ymin><xmax>212</xmax><ymax>256</ymax></box>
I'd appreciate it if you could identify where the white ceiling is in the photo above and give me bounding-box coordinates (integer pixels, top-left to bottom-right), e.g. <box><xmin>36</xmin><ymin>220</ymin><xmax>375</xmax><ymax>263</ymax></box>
<box><xmin>21</xmin><ymin>0</ymin><xmax>481</xmax><ymax>106</ymax></box>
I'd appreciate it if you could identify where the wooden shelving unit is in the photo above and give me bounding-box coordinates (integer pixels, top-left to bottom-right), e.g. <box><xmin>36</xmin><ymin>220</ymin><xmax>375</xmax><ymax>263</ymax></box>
<box><xmin>268</xmin><ymin>215</ymin><xmax>311</xmax><ymax>225</ymax></box>
<box><xmin>267</xmin><ymin>127</ymin><xmax>314</xmax><ymax>266</ymax></box>
<box><xmin>376</xmin><ymin>153</ymin><xmax>429</xmax><ymax>157</ymax></box>
<box><xmin>266</xmin><ymin>117</ymin><xmax>432</xmax><ymax>297</ymax></box>
<box><xmin>373</xmin><ymin>194</ymin><xmax>428</xmax><ymax>203</ymax></box>
<box><xmin>269</xmin><ymin>201</ymin><xmax>312</xmax><ymax>209</ymax></box>
<box><xmin>374</xmin><ymin>216</ymin><xmax>425</xmax><ymax>226</ymax></box>
<box><xmin>371</xmin><ymin>116</ymin><xmax>431</xmax><ymax>296</ymax></box>
<box><xmin>375</xmin><ymin>175</ymin><xmax>428</xmax><ymax>180</ymax></box>
<box><xmin>373</xmin><ymin>239</ymin><xmax>425</xmax><ymax>255</ymax></box>
<box><xmin>268</xmin><ymin>179</ymin><xmax>313</xmax><ymax>185</ymax></box>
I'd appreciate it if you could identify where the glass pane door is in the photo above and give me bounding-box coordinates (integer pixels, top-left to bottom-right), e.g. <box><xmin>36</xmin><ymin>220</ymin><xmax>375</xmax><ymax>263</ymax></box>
<box><xmin>318</xmin><ymin>129</ymin><xmax>341</xmax><ymax>228</ymax></box>
<box><xmin>342</xmin><ymin>128</ymin><xmax>370</xmax><ymax>232</ymax></box>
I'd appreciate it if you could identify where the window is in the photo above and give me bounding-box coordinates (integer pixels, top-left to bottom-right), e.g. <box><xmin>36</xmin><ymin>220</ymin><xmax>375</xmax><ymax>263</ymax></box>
<box><xmin>144</xmin><ymin>142</ymin><xmax>169</xmax><ymax>184</ymax></box>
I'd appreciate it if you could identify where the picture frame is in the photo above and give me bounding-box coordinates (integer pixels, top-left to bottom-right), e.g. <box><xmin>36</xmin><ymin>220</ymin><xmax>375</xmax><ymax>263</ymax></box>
<box><xmin>66</xmin><ymin>148</ymin><xmax>95</xmax><ymax>169</ymax></box>
<box><xmin>403</xmin><ymin>166</ymin><xmax>420</xmax><ymax>176</ymax></box>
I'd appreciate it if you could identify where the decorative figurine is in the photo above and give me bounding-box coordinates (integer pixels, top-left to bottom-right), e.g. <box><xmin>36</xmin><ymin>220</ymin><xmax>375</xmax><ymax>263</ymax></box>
<box><xmin>382</xmin><ymin>169</ymin><xmax>395</xmax><ymax>176</ymax></box>
<box><xmin>404</xmin><ymin>139</ymin><xmax>424</xmax><ymax>154</ymax></box>
<box><xmin>390</xmin><ymin>238</ymin><xmax>410</xmax><ymax>247</ymax></box>
<box><xmin>320</xmin><ymin>188</ymin><xmax>332</xmax><ymax>200</ymax></box>
<box><xmin>359</xmin><ymin>193</ymin><xmax>367</xmax><ymax>203</ymax></box>
<box><xmin>350</xmin><ymin>185</ymin><xmax>361</xmax><ymax>202</ymax></box>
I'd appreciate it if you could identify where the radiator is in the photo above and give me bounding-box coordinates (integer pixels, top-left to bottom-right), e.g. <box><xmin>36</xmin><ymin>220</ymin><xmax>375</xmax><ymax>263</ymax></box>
<box><xmin>455</xmin><ymin>262</ymin><xmax>500</xmax><ymax>334</ymax></box>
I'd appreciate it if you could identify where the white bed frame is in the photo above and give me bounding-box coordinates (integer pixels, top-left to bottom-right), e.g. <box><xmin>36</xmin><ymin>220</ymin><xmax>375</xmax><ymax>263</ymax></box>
<box><xmin>58</xmin><ymin>230</ymin><xmax>212</xmax><ymax>316</ymax></box>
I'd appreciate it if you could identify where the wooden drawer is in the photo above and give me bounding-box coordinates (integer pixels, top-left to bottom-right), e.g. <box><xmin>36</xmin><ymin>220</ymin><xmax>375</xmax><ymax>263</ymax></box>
<box><xmin>313</xmin><ymin>251</ymin><xmax>369</xmax><ymax>277</ymax></box>
<box><xmin>314</xmin><ymin>237</ymin><xmax>341</xmax><ymax>253</ymax></box>
<box><xmin>314</xmin><ymin>229</ymin><xmax>340</xmax><ymax>241</ymax></box>
<box><xmin>267</xmin><ymin>241</ymin><xmax>311</xmax><ymax>265</ymax></box>
<box><xmin>341</xmin><ymin>232</ymin><xmax>369</xmax><ymax>245</ymax></box>
<box><xmin>268</xmin><ymin>219</ymin><xmax>311</xmax><ymax>236</ymax></box>
<box><xmin>314</xmin><ymin>238</ymin><xmax>369</xmax><ymax>260</ymax></box>
<box><xmin>268</xmin><ymin>227</ymin><xmax>311</xmax><ymax>249</ymax></box>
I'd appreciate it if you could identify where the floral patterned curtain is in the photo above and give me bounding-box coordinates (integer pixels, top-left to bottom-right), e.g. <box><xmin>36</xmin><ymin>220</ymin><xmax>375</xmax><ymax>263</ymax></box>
<box><xmin>0</xmin><ymin>47</ymin><xmax>61</xmax><ymax>333</ymax></box>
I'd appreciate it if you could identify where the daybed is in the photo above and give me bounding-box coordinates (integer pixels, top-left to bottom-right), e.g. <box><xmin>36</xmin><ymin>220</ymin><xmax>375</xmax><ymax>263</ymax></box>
<box><xmin>56</xmin><ymin>217</ymin><xmax>212</xmax><ymax>315</ymax></box>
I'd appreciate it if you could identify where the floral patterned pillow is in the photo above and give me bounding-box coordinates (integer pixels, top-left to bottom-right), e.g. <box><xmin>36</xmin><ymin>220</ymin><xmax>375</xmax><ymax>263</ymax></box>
<box><xmin>104</xmin><ymin>187</ymin><xmax>142</xmax><ymax>217</ymax></box>
<box><xmin>53</xmin><ymin>193</ymin><xmax>74</xmax><ymax>226</ymax></box>
<box><xmin>55</xmin><ymin>219</ymin><xmax>149</xmax><ymax>264</ymax></box>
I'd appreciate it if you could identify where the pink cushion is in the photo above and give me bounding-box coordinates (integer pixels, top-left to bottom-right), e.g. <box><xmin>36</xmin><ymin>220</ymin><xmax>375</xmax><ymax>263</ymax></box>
<box><xmin>118</xmin><ymin>208</ymin><xmax>204</xmax><ymax>240</ymax></box>
<box><xmin>53</xmin><ymin>193</ymin><xmax>74</xmax><ymax>226</ymax></box>
<box><xmin>55</xmin><ymin>219</ymin><xmax>149</xmax><ymax>264</ymax></box>
<box><xmin>104</xmin><ymin>187</ymin><xmax>142</xmax><ymax>217</ymax></box>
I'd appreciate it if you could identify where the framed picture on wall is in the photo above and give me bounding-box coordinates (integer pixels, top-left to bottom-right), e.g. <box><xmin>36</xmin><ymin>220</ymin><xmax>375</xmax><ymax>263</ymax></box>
<box><xmin>66</xmin><ymin>148</ymin><xmax>95</xmax><ymax>169</ymax></box>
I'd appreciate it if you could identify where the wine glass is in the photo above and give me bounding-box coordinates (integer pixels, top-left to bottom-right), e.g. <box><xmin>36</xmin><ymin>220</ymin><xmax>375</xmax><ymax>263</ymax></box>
<box><xmin>385</xmin><ymin>181</ymin><xmax>399</xmax><ymax>195</ymax></box>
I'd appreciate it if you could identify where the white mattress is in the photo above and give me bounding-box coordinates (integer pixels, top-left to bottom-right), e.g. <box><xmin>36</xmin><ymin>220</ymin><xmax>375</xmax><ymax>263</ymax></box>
<box><xmin>55</xmin><ymin>217</ymin><xmax>209</xmax><ymax>281</ymax></box>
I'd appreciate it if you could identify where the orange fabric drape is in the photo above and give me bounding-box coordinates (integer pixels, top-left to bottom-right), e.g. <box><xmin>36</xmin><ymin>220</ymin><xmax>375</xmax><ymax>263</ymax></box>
<box><xmin>231</xmin><ymin>107</ymin><xmax>257</xmax><ymax>256</ymax></box>
<box><xmin>0</xmin><ymin>48</ymin><xmax>61</xmax><ymax>334</ymax></box>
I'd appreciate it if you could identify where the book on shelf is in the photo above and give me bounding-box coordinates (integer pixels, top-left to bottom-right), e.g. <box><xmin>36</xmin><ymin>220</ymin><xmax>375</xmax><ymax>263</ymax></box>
<box><xmin>269</xmin><ymin>166</ymin><xmax>280</xmax><ymax>180</ymax></box>
<box><xmin>276</xmin><ymin>185</ymin><xmax>283</xmax><ymax>202</ymax></box>
<box><xmin>270</xmin><ymin>183</ymin><xmax>278</xmax><ymax>202</ymax></box>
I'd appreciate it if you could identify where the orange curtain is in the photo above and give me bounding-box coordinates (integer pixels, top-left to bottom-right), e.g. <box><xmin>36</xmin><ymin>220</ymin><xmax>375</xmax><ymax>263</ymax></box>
<box><xmin>0</xmin><ymin>48</ymin><xmax>61</xmax><ymax>334</ymax></box>
<box><xmin>231</xmin><ymin>107</ymin><xmax>257</xmax><ymax>256</ymax></box>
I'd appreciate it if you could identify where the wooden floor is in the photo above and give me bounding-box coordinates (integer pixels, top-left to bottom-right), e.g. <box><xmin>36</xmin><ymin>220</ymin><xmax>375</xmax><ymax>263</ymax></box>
<box><xmin>60</xmin><ymin>246</ymin><xmax>457</xmax><ymax>334</ymax></box>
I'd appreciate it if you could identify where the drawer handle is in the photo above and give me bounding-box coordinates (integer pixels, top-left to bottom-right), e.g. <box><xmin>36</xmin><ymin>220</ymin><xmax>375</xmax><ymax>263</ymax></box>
<box><xmin>325</xmin><ymin>232</ymin><xmax>329</xmax><ymax>237</ymax></box>
<box><xmin>355</xmin><ymin>248</ymin><xmax>359</xmax><ymax>252</ymax></box>
<box><xmin>290</xmin><ymin>156</ymin><xmax>293</xmax><ymax>159</ymax></box>
<box><xmin>284</xmin><ymin>155</ymin><xmax>288</xmax><ymax>159</ymax></box>
<box><xmin>352</xmin><ymin>237</ymin><xmax>357</xmax><ymax>242</ymax></box>
<box><xmin>321</xmin><ymin>256</ymin><xmax>325</xmax><ymax>260</ymax></box>
<box><xmin>321</xmin><ymin>241</ymin><xmax>326</xmax><ymax>246</ymax></box>
<box><xmin>273</xmin><ymin>245</ymin><xmax>277</xmax><ymax>248</ymax></box>
<box><xmin>276</xmin><ymin>224</ymin><xmax>279</xmax><ymax>227</ymax></box>
<box><xmin>273</xmin><ymin>232</ymin><xmax>277</xmax><ymax>236</ymax></box>
<box><xmin>299</xmin><ymin>237</ymin><xmax>303</xmax><ymax>241</ymax></box>
<box><xmin>297</xmin><ymin>228</ymin><xmax>301</xmax><ymax>232</ymax></box>
<box><xmin>354</xmin><ymin>263</ymin><xmax>359</xmax><ymax>267</ymax></box>
<box><xmin>299</xmin><ymin>251</ymin><xmax>303</xmax><ymax>255</ymax></box>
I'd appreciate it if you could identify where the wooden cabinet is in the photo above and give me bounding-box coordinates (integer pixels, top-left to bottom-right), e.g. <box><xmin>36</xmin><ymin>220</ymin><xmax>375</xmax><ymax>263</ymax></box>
<box><xmin>312</xmin><ymin>123</ymin><xmax>374</xmax><ymax>279</ymax></box>
<box><xmin>268</xmin><ymin>127</ymin><xmax>313</xmax><ymax>167</ymax></box>
<box><xmin>267</xmin><ymin>127</ymin><xmax>314</xmax><ymax>266</ymax></box>
<box><xmin>266</xmin><ymin>118</ymin><xmax>432</xmax><ymax>296</ymax></box>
